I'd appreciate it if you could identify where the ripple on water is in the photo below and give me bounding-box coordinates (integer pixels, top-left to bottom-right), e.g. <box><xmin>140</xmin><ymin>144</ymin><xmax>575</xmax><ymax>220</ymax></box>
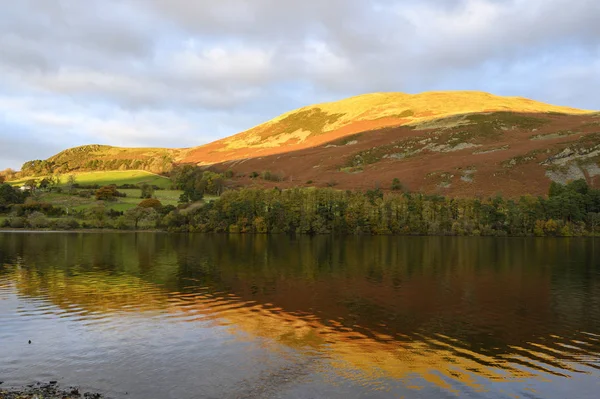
<box><xmin>1</xmin><ymin>234</ymin><xmax>600</xmax><ymax>399</ymax></box>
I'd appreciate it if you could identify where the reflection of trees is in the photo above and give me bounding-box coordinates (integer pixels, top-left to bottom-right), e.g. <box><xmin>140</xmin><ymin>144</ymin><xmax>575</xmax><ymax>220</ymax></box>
<box><xmin>2</xmin><ymin>233</ymin><xmax>600</xmax><ymax>391</ymax></box>
<box><xmin>12</xmin><ymin>268</ymin><xmax>169</xmax><ymax>314</ymax></box>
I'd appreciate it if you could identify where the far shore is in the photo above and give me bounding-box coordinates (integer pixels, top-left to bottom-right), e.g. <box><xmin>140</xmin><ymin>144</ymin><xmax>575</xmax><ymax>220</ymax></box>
<box><xmin>0</xmin><ymin>228</ymin><xmax>166</xmax><ymax>234</ymax></box>
<box><xmin>1</xmin><ymin>227</ymin><xmax>599</xmax><ymax>238</ymax></box>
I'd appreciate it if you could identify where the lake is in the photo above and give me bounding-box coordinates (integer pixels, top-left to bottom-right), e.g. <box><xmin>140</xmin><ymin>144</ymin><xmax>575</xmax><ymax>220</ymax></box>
<box><xmin>1</xmin><ymin>233</ymin><xmax>599</xmax><ymax>398</ymax></box>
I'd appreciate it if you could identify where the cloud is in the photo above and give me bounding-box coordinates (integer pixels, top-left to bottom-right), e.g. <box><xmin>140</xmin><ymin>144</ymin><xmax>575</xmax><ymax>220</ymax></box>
<box><xmin>0</xmin><ymin>0</ymin><xmax>599</xmax><ymax>169</ymax></box>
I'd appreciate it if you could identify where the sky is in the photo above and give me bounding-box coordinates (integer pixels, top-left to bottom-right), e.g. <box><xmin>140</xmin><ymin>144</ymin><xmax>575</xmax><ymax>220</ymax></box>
<box><xmin>1</xmin><ymin>0</ymin><xmax>599</xmax><ymax>170</ymax></box>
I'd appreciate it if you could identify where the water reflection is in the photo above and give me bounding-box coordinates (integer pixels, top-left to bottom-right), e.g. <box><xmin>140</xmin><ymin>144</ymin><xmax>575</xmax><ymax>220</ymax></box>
<box><xmin>1</xmin><ymin>233</ymin><xmax>599</xmax><ymax>398</ymax></box>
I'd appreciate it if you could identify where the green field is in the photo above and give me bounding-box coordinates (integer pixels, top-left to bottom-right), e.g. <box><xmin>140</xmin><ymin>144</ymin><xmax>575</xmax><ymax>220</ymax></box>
<box><xmin>67</xmin><ymin>189</ymin><xmax>184</xmax><ymax>212</ymax></box>
<box><xmin>4</xmin><ymin>169</ymin><xmax>220</xmax><ymax>218</ymax></box>
<box><xmin>9</xmin><ymin>170</ymin><xmax>172</xmax><ymax>189</ymax></box>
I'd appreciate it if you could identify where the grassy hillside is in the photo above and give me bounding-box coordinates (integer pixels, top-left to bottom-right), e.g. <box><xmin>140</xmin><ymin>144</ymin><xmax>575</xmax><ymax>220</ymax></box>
<box><xmin>9</xmin><ymin>170</ymin><xmax>172</xmax><ymax>189</ymax></box>
<box><xmin>201</xmin><ymin>91</ymin><xmax>592</xmax><ymax>150</ymax></box>
<box><xmin>19</xmin><ymin>145</ymin><xmax>183</xmax><ymax>176</ymax></box>
<box><xmin>180</xmin><ymin>91</ymin><xmax>594</xmax><ymax>164</ymax></box>
<box><xmin>66</xmin><ymin>171</ymin><xmax>172</xmax><ymax>189</ymax></box>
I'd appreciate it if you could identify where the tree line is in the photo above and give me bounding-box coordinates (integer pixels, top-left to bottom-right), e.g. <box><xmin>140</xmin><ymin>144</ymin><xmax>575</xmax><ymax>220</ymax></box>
<box><xmin>159</xmin><ymin>179</ymin><xmax>600</xmax><ymax>236</ymax></box>
<box><xmin>2</xmin><ymin>171</ymin><xmax>600</xmax><ymax>235</ymax></box>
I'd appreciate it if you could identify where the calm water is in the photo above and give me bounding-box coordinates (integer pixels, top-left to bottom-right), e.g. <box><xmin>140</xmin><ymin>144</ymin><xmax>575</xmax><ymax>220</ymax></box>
<box><xmin>1</xmin><ymin>233</ymin><xmax>599</xmax><ymax>398</ymax></box>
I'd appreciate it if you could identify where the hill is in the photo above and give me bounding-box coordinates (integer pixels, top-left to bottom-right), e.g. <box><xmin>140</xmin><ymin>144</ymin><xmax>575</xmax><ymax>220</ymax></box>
<box><xmin>20</xmin><ymin>144</ymin><xmax>183</xmax><ymax>176</ymax></box>
<box><xmin>12</xmin><ymin>91</ymin><xmax>599</xmax><ymax>197</ymax></box>
<box><xmin>217</xmin><ymin>111</ymin><xmax>600</xmax><ymax>197</ymax></box>
<box><xmin>179</xmin><ymin>91</ymin><xmax>593</xmax><ymax>164</ymax></box>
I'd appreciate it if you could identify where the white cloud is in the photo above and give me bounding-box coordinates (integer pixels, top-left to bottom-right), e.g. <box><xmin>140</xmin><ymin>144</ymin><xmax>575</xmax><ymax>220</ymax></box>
<box><xmin>169</xmin><ymin>45</ymin><xmax>276</xmax><ymax>85</ymax></box>
<box><xmin>0</xmin><ymin>0</ymin><xmax>599</xmax><ymax>169</ymax></box>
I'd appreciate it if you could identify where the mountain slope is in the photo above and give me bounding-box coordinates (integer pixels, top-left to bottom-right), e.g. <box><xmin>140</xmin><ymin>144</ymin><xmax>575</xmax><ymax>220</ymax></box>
<box><xmin>180</xmin><ymin>91</ymin><xmax>593</xmax><ymax>164</ymax></box>
<box><xmin>15</xmin><ymin>91</ymin><xmax>599</xmax><ymax>197</ymax></box>
<box><xmin>215</xmin><ymin>111</ymin><xmax>600</xmax><ymax>197</ymax></box>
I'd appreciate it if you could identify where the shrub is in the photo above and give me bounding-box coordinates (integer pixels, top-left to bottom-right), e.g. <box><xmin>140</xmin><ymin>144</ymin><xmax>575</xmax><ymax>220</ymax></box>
<box><xmin>107</xmin><ymin>209</ymin><xmax>123</xmax><ymax>218</ymax></box>
<box><xmin>139</xmin><ymin>198</ymin><xmax>163</xmax><ymax>209</ymax></box>
<box><xmin>261</xmin><ymin>171</ymin><xmax>282</xmax><ymax>182</ymax></box>
<box><xmin>225</xmin><ymin>169</ymin><xmax>235</xmax><ymax>178</ymax></box>
<box><xmin>391</xmin><ymin>178</ymin><xmax>403</xmax><ymax>191</ymax></box>
<box><xmin>9</xmin><ymin>217</ymin><xmax>26</xmax><ymax>228</ymax></box>
<box><xmin>306</xmin><ymin>180</ymin><xmax>313</xmax><ymax>184</ymax></box>
<box><xmin>21</xmin><ymin>200</ymin><xmax>64</xmax><ymax>217</ymax></box>
<box><xmin>53</xmin><ymin>218</ymin><xmax>80</xmax><ymax>230</ymax></box>
<box><xmin>114</xmin><ymin>216</ymin><xmax>129</xmax><ymax>230</ymax></box>
<box><xmin>10</xmin><ymin>204</ymin><xmax>25</xmax><ymax>217</ymax></box>
<box><xmin>95</xmin><ymin>185</ymin><xmax>120</xmax><ymax>201</ymax></box>
<box><xmin>250</xmin><ymin>171</ymin><xmax>259</xmax><ymax>179</ymax></box>
<box><xmin>27</xmin><ymin>211</ymin><xmax>50</xmax><ymax>228</ymax></box>
<box><xmin>158</xmin><ymin>204</ymin><xmax>176</xmax><ymax>216</ymax></box>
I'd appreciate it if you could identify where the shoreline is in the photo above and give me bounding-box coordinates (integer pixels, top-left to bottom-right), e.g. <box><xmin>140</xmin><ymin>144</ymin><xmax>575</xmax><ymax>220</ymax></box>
<box><xmin>0</xmin><ymin>382</ymin><xmax>104</xmax><ymax>399</ymax></box>
<box><xmin>0</xmin><ymin>228</ymin><xmax>166</xmax><ymax>234</ymax></box>
<box><xmin>0</xmin><ymin>227</ymin><xmax>599</xmax><ymax>238</ymax></box>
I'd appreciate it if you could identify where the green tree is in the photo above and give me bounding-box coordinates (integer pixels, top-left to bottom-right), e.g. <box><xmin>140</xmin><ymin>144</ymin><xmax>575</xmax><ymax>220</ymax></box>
<box><xmin>38</xmin><ymin>178</ymin><xmax>51</xmax><ymax>190</ymax></box>
<box><xmin>24</xmin><ymin>179</ymin><xmax>37</xmax><ymax>190</ymax></box>
<box><xmin>66</xmin><ymin>175</ymin><xmax>77</xmax><ymax>194</ymax></box>
<box><xmin>0</xmin><ymin>183</ymin><xmax>26</xmax><ymax>211</ymax></box>
<box><xmin>548</xmin><ymin>181</ymin><xmax>565</xmax><ymax>197</ymax></box>
<box><xmin>125</xmin><ymin>207</ymin><xmax>153</xmax><ymax>229</ymax></box>
<box><xmin>587</xmin><ymin>212</ymin><xmax>600</xmax><ymax>233</ymax></box>
<box><xmin>567</xmin><ymin>179</ymin><xmax>589</xmax><ymax>195</ymax></box>
<box><xmin>86</xmin><ymin>204</ymin><xmax>107</xmax><ymax>227</ymax></box>
<box><xmin>139</xmin><ymin>183</ymin><xmax>155</xmax><ymax>199</ymax></box>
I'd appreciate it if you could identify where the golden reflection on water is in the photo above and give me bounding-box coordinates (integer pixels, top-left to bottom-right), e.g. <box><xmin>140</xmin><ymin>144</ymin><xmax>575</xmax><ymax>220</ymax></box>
<box><xmin>6</xmin><ymin>260</ymin><xmax>599</xmax><ymax>395</ymax></box>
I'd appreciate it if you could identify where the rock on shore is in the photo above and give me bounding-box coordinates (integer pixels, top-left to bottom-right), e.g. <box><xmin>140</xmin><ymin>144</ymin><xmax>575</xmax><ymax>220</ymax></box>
<box><xmin>0</xmin><ymin>382</ymin><xmax>104</xmax><ymax>399</ymax></box>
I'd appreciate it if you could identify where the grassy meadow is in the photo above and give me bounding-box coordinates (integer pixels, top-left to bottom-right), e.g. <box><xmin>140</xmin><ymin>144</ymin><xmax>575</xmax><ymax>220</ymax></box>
<box><xmin>9</xmin><ymin>170</ymin><xmax>172</xmax><ymax>189</ymax></box>
<box><xmin>4</xmin><ymin>170</ymin><xmax>224</xmax><ymax>216</ymax></box>
<box><xmin>5</xmin><ymin>170</ymin><xmax>183</xmax><ymax>213</ymax></box>
<box><xmin>34</xmin><ymin>189</ymin><xmax>183</xmax><ymax>213</ymax></box>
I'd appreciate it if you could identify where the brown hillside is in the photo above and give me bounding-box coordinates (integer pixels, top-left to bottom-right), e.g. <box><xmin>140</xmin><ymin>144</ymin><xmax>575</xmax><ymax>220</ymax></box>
<box><xmin>211</xmin><ymin>112</ymin><xmax>600</xmax><ymax>197</ymax></box>
<box><xmin>180</xmin><ymin>91</ymin><xmax>592</xmax><ymax>165</ymax></box>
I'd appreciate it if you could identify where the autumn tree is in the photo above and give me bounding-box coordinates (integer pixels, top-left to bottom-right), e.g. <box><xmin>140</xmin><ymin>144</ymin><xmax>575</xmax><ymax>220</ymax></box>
<box><xmin>138</xmin><ymin>198</ymin><xmax>162</xmax><ymax>209</ymax></box>
<box><xmin>95</xmin><ymin>185</ymin><xmax>119</xmax><ymax>201</ymax></box>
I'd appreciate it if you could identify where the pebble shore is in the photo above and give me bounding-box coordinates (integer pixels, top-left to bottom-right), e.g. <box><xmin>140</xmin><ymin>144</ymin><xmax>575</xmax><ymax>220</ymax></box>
<box><xmin>0</xmin><ymin>382</ymin><xmax>104</xmax><ymax>399</ymax></box>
